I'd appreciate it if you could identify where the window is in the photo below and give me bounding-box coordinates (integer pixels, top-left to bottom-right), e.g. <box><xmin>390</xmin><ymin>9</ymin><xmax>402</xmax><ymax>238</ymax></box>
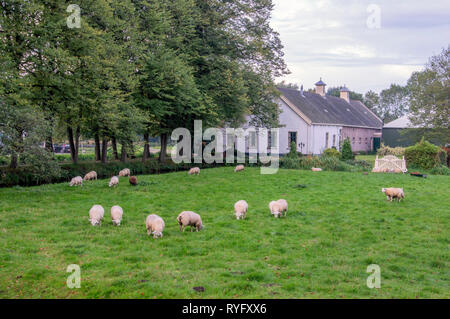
<box><xmin>268</xmin><ymin>130</ymin><xmax>278</xmax><ymax>149</ymax></box>
<box><xmin>227</xmin><ymin>133</ymin><xmax>234</xmax><ymax>149</ymax></box>
<box><xmin>365</xmin><ymin>137</ymin><xmax>368</xmax><ymax>145</ymax></box>
<box><xmin>325</xmin><ymin>132</ymin><xmax>329</xmax><ymax>148</ymax></box>
<box><xmin>288</xmin><ymin>131</ymin><xmax>297</xmax><ymax>146</ymax></box>
<box><xmin>352</xmin><ymin>137</ymin><xmax>355</xmax><ymax>144</ymax></box>
<box><xmin>333</xmin><ymin>135</ymin><xmax>336</xmax><ymax>147</ymax></box>
<box><xmin>359</xmin><ymin>137</ymin><xmax>362</xmax><ymax>144</ymax></box>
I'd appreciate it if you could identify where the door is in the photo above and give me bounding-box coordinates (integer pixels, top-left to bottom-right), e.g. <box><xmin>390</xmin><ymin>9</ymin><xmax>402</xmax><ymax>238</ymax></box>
<box><xmin>373</xmin><ymin>137</ymin><xmax>381</xmax><ymax>152</ymax></box>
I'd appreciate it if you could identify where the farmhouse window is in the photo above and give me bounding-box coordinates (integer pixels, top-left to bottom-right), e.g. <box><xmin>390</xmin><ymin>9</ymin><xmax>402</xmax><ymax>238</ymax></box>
<box><xmin>325</xmin><ymin>133</ymin><xmax>329</xmax><ymax>148</ymax></box>
<box><xmin>359</xmin><ymin>137</ymin><xmax>362</xmax><ymax>144</ymax></box>
<box><xmin>333</xmin><ymin>135</ymin><xmax>336</xmax><ymax>147</ymax></box>
<box><xmin>249</xmin><ymin>131</ymin><xmax>257</xmax><ymax>148</ymax></box>
<box><xmin>352</xmin><ymin>137</ymin><xmax>355</xmax><ymax>144</ymax></box>
<box><xmin>288</xmin><ymin>131</ymin><xmax>297</xmax><ymax>146</ymax></box>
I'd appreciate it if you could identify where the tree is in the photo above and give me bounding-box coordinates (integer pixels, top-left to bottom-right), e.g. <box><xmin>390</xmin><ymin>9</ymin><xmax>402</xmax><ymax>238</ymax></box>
<box><xmin>277</xmin><ymin>81</ymin><xmax>299</xmax><ymax>90</ymax></box>
<box><xmin>340</xmin><ymin>138</ymin><xmax>354</xmax><ymax>160</ymax></box>
<box><xmin>408</xmin><ymin>46</ymin><xmax>449</xmax><ymax>141</ymax></box>
<box><xmin>378</xmin><ymin>84</ymin><xmax>409</xmax><ymax>123</ymax></box>
<box><xmin>363</xmin><ymin>90</ymin><xmax>380</xmax><ymax>114</ymax></box>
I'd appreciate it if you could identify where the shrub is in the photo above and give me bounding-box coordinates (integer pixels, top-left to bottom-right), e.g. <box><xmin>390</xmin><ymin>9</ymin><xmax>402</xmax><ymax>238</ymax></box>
<box><xmin>377</xmin><ymin>143</ymin><xmax>406</xmax><ymax>157</ymax></box>
<box><xmin>287</xmin><ymin>141</ymin><xmax>299</xmax><ymax>158</ymax></box>
<box><xmin>429</xmin><ymin>165</ymin><xmax>450</xmax><ymax>176</ymax></box>
<box><xmin>340</xmin><ymin>138</ymin><xmax>354</xmax><ymax>160</ymax></box>
<box><xmin>322</xmin><ymin>148</ymin><xmax>341</xmax><ymax>158</ymax></box>
<box><xmin>404</xmin><ymin>137</ymin><xmax>447</xmax><ymax>170</ymax></box>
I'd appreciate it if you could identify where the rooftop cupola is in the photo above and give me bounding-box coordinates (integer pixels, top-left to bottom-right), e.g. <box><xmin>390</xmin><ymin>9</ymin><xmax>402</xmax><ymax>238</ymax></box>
<box><xmin>315</xmin><ymin>78</ymin><xmax>326</xmax><ymax>97</ymax></box>
<box><xmin>340</xmin><ymin>85</ymin><xmax>350</xmax><ymax>103</ymax></box>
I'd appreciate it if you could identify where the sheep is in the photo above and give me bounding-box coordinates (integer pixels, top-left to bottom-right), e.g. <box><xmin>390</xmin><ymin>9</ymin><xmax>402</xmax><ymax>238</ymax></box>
<box><xmin>145</xmin><ymin>214</ymin><xmax>165</xmax><ymax>238</ymax></box>
<box><xmin>119</xmin><ymin>168</ymin><xmax>131</xmax><ymax>177</ymax></box>
<box><xmin>188</xmin><ymin>167</ymin><xmax>200</xmax><ymax>175</ymax></box>
<box><xmin>109</xmin><ymin>176</ymin><xmax>119</xmax><ymax>187</ymax></box>
<box><xmin>312</xmin><ymin>167</ymin><xmax>323</xmax><ymax>172</ymax></box>
<box><xmin>129</xmin><ymin>176</ymin><xmax>138</xmax><ymax>186</ymax></box>
<box><xmin>83</xmin><ymin>171</ymin><xmax>97</xmax><ymax>181</ymax></box>
<box><xmin>177</xmin><ymin>211</ymin><xmax>203</xmax><ymax>232</ymax></box>
<box><xmin>234</xmin><ymin>165</ymin><xmax>245</xmax><ymax>172</ymax></box>
<box><xmin>110</xmin><ymin>205</ymin><xmax>123</xmax><ymax>226</ymax></box>
<box><xmin>381</xmin><ymin>188</ymin><xmax>405</xmax><ymax>202</ymax></box>
<box><xmin>89</xmin><ymin>205</ymin><xmax>105</xmax><ymax>226</ymax></box>
<box><xmin>234</xmin><ymin>200</ymin><xmax>248</xmax><ymax>220</ymax></box>
<box><xmin>69</xmin><ymin>176</ymin><xmax>83</xmax><ymax>187</ymax></box>
<box><xmin>269</xmin><ymin>199</ymin><xmax>288</xmax><ymax>218</ymax></box>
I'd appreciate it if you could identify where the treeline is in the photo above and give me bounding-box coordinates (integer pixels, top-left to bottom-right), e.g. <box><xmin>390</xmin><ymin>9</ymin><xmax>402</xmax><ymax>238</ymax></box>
<box><xmin>0</xmin><ymin>0</ymin><xmax>288</xmax><ymax>173</ymax></box>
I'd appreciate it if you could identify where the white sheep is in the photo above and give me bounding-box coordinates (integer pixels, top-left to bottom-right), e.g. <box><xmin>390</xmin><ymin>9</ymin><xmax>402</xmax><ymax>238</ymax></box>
<box><xmin>234</xmin><ymin>165</ymin><xmax>245</xmax><ymax>172</ymax></box>
<box><xmin>177</xmin><ymin>211</ymin><xmax>203</xmax><ymax>232</ymax></box>
<box><xmin>110</xmin><ymin>205</ymin><xmax>123</xmax><ymax>226</ymax></box>
<box><xmin>83</xmin><ymin>171</ymin><xmax>97</xmax><ymax>181</ymax></box>
<box><xmin>119</xmin><ymin>168</ymin><xmax>130</xmax><ymax>177</ymax></box>
<box><xmin>188</xmin><ymin>167</ymin><xmax>200</xmax><ymax>175</ymax></box>
<box><xmin>269</xmin><ymin>199</ymin><xmax>288</xmax><ymax>218</ymax></box>
<box><xmin>234</xmin><ymin>200</ymin><xmax>248</xmax><ymax>220</ymax></box>
<box><xmin>312</xmin><ymin>167</ymin><xmax>322</xmax><ymax>172</ymax></box>
<box><xmin>145</xmin><ymin>214</ymin><xmax>165</xmax><ymax>238</ymax></box>
<box><xmin>109</xmin><ymin>176</ymin><xmax>119</xmax><ymax>187</ymax></box>
<box><xmin>69</xmin><ymin>176</ymin><xmax>83</xmax><ymax>187</ymax></box>
<box><xmin>381</xmin><ymin>188</ymin><xmax>405</xmax><ymax>202</ymax></box>
<box><xmin>89</xmin><ymin>205</ymin><xmax>105</xmax><ymax>226</ymax></box>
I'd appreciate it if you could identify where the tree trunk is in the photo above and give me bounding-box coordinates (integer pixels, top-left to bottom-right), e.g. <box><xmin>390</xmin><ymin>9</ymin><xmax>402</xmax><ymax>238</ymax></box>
<box><xmin>75</xmin><ymin>126</ymin><xmax>80</xmax><ymax>163</ymax></box>
<box><xmin>9</xmin><ymin>153</ymin><xmax>18</xmax><ymax>169</ymax></box>
<box><xmin>143</xmin><ymin>131</ymin><xmax>150</xmax><ymax>161</ymax></box>
<box><xmin>112</xmin><ymin>136</ymin><xmax>119</xmax><ymax>160</ymax></box>
<box><xmin>67</xmin><ymin>126</ymin><xmax>78</xmax><ymax>164</ymax></box>
<box><xmin>94</xmin><ymin>133</ymin><xmax>101</xmax><ymax>161</ymax></box>
<box><xmin>120</xmin><ymin>143</ymin><xmax>127</xmax><ymax>162</ymax></box>
<box><xmin>45</xmin><ymin>135</ymin><xmax>54</xmax><ymax>153</ymax></box>
<box><xmin>101</xmin><ymin>137</ymin><xmax>108</xmax><ymax>163</ymax></box>
<box><xmin>159</xmin><ymin>133</ymin><xmax>168</xmax><ymax>163</ymax></box>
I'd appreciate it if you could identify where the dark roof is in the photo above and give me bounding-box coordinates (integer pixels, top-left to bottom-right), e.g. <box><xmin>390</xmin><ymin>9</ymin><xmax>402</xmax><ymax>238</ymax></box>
<box><xmin>278</xmin><ymin>87</ymin><xmax>382</xmax><ymax>129</ymax></box>
<box><xmin>315</xmin><ymin>79</ymin><xmax>326</xmax><ymax>86</ymax></box>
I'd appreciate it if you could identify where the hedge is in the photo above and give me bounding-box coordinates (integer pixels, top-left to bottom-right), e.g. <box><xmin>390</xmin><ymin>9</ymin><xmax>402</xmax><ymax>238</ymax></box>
<box><xmin>404</xmin><ymin>138</ymin><xmax>447</xmax><ymax>170</ymax></box>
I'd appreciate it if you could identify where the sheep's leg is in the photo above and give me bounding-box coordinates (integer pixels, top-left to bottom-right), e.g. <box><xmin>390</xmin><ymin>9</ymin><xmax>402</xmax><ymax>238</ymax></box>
<box><xmin>190</xmin><ymin>226</ymin><xmax>193</xmax><ymax>232</ymax></box>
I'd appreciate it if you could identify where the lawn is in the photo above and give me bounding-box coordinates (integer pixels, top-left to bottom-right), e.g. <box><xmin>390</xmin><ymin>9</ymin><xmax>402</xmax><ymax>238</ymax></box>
<box><xmin>0</xmin><ymin>167</ymin><xmax>448</xmax><ymax>298</ymax></box>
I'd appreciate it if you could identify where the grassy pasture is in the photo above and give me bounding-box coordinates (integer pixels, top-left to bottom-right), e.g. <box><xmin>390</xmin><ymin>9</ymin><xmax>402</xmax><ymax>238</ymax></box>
<box><xmin>0</xmin><ymin>167</ymin><xmax>448</xmax><ymax>298</ymax></box>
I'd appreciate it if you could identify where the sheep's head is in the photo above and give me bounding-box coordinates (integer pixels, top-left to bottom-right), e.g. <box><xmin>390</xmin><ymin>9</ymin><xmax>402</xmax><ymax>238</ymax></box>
<box><xmin>153</xmin><ymin>231</ymin><xmax>163</xmax><ymax>238</ymax></box>
<box><xmin>381</xmin><ymin>188</ymin><xmax>386</xmax><ymax>193</ymax></box>
<box><xmin>112</xmin><ymin>219</ymin><xmax>121</xmax><ymax>226</ymax></box>
<box><xmin>89</xmin><ymin>218</ymin><xmax>101</xmax><ymax>226</ymax></box>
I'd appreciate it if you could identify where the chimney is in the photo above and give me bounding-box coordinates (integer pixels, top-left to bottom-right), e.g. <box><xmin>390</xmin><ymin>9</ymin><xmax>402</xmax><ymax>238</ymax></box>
<box><xmin>340</xmin><ymin>85</ymin><xmax>350</xmax><ymax>103</ymax></box>
<box><xmin>315</xmin><ymin>78</ymin><xmax>326</xmax><ymax>97</ymax></box>
<box><xmin>300</xmin><ymin>84</ymin><xmax>305</xmax><ymax>97</ymax></box>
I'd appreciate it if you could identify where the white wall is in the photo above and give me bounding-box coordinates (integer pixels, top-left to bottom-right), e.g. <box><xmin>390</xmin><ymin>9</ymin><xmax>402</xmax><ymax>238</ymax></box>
<box><xmin>310</xmin><ymin>125</ymin><xmax>342</xmax><ymax>155</ymax></box>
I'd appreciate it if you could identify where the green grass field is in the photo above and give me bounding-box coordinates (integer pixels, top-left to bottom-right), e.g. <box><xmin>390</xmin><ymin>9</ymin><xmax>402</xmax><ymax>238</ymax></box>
<box><xmin>0</xmin><ymin>167</ymin><xmax>448</xmax><ymax>298</ymax></box>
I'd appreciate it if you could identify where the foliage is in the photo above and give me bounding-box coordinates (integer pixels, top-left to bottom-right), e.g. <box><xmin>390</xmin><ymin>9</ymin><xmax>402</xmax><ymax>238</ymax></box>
<box><xmin>322</xmin><ymin>148</ymin><xmax>341</xmax><ymax>158</ymax></box>
<box><xmin>429</xmin><ymin>165</ymin><xmax>450</xmax><ymax>175</ymax></box>
<box><xmin>376</xmin><ymin>143</ymin><xmax>406</xmax><ymax>157</ymax></box>
<box><xmin>340</xmin><ymin>138</ymin><xmax>354</xmax><ymax>160</ymax></box>
<box><xmin>404</xmin><ymin>137</ymin><xmax>447</xmax><ymax>170</ymax></box>
<box><xmin>280</xmin><ymin>155</ymin><xmax>369</xmax><ymax>172</ymax></box>
<box><xmin>287</xmin><ymin>142</ymin><xmax>299</xmax><ymax>158</ymax></box>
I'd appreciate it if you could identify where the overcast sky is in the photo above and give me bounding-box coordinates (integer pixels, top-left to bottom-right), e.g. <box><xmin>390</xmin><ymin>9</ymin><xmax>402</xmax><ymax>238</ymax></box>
<box><xmin>271</xmin><ymin>0</ymin><xmax>450</xmax><ymax>94</ymax></box>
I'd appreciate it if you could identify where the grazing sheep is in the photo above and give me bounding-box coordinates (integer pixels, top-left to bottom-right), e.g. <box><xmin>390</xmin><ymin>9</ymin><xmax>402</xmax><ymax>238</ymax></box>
<box><xmin>312</xmin><ymin>167</ymin><xmax>322</xmax><ymax>172</ymax></box>
<box><xmin>234</xmin><ymin>165</ymin><xmax>245</xmax><ymax>172</ymax></box>
<box><xmin>269</xmin><ymin>199</ymin><xmax>288</xmax><ymax>218</ymax></box>
<box><xmin>110</xmin><ymin>205</ymin><xmax>123</xmax><ymax>226</ymax></box>
<box><xmin>129</xmin><ymin>176</ymin><xmax>138</xmax><ymax>186</ymax></box>
<box><xmin>89</xmin><ymin>205</ymin><xmax>105</xmax><ymax>226</ymax></box>
<box><xmin>177</xmin><ymin>211</ymin><xmax>203</xmax><ymax>232</ymax></box>
<box><xmin>119</xmin><ymin>168</ymin><xmax>131</xmax><ymax>177</ymax></box>
<box><xmin>83</xmin><ymin>171</ymin><xmax>97</xmax><ymax>181</ymax></box>
<box><xmin>381</xmin><ymin>188</ymin><xmax>405</xmax><ymax>202</ymax></box>
<box><xmin>234</xmin><ymin>200</ymin><xmax>248</xmax><ymax>220</ymax></box>
<box><xmin>145</xmin><ymin>214</ymin><xmax>165</xmax><ymax>238</ymax></box>
<box><xmin>109</xmin><ymin>176</ymin><xmax>119</xmax><ymax>187</ymax></box>
<box><xmin>188</xmin><ymin>167</ymin><xmax>200</xmax><ymax>175</ymax></box>
<box><xmin>69</xmin><ymin>176</ymin><xmax>83</xmax><ymax>187</ymax></box>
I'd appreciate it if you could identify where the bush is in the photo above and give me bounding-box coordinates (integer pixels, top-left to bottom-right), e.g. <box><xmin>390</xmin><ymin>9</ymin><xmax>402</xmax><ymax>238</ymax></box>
<box><xmin>279</xmin><ymin>155</ymin><xmax>369</xmax><ymax>172</ymax></box>
<box><xmin>322</xmin><ymin>148</ymin><xmax>341</xmax><ymax>158</ymax></box>
<box><xmin>429</xmin><ymin>165</ymin><xmax>450</xmax><ymax>176</ymax></box>
<box><xmin>340</xmin><ymin>138</ymin><xmax>354</xmax><ymax>161</ymax></box>
<box><xmin>377</xmin><ymin>143</ymin><xmax>406</xmax><ymax>157</ymax></box>
<box><xmin>404</xmin><ymin>138</ymin><xmax>447</xmax><ymax>170</ymax></box>
<box><xmin>287</xmin><ymin>141</ymin><xmax>300</xmax><ymax>158</ymax></box>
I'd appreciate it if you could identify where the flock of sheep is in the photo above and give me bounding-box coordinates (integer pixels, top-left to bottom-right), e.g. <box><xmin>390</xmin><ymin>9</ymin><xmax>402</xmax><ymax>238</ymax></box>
<box><xmin>71</xmin><ymin>165</ymin><xmax>405</xmax><ymax>239</ymax></box>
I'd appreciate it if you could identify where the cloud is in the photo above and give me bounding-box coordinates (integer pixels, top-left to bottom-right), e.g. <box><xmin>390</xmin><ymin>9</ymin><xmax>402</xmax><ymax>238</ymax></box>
<box><xmin>271</xmin><ymin>0</ymin><xmax>450</xmax><ymax>93</ymax></box>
